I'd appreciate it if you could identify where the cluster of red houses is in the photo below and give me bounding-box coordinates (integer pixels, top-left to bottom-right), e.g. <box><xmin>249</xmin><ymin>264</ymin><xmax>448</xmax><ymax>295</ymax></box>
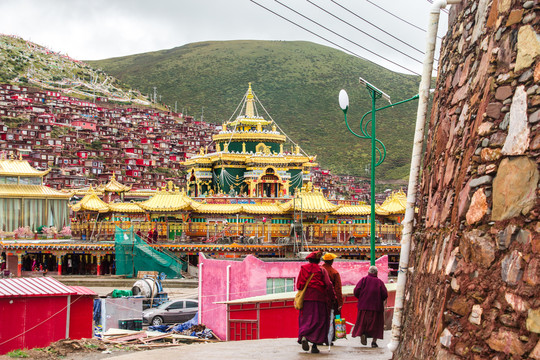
<box><xmin>0</xmin><ymin>83</ymin><xmax>218</xmax><ymax>190</ymax></box>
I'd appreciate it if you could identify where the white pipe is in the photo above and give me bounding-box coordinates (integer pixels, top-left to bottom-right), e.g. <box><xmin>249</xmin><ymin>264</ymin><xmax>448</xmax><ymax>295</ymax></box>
<box><xmin>198</xmin><ymin>262</ymin><xmax>203</xmax><ymax>325</ymax></box>
<box><xmin>388</xmin><ymin>0</ymin><xmax>461</xmax><ymax>353</ymax></box>
<box><xmin>65</xmin><ymin>295</ymin><xmax>71</xmax><ymax>339</ymax></box>
<box><xmin>226</xmin><ymin>264</ymin><xmax>232</xmax><ymax>341</ymax></box>
<box><xmin>226</xmin><ymin>265</ymin><xmax>231</xmax><ymax>301</ymax></box>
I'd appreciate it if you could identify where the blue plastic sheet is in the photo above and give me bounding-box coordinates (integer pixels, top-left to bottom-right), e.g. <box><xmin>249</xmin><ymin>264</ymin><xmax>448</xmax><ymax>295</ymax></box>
<box><xmin>148</xmin><ymin>312</ymin><xmax>199</xmax><ymax>333</ymax></box>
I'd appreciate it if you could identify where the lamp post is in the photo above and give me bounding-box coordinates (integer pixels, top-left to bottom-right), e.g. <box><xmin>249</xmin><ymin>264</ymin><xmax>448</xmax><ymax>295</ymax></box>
<box><xmin>339</xmin><ymin>79</ymin><xmax>419</xmax><ymax>265</ymax></box>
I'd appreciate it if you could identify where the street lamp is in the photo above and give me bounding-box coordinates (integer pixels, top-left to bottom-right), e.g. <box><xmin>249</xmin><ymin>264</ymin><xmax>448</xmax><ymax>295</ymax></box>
<box><xmin>339</xmin><ymin>78</ymin><xmax>419</xmax><ymax>266</ymax></box>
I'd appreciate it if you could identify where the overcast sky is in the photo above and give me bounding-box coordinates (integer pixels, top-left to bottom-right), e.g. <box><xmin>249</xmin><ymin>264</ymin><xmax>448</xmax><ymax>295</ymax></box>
<box><xmin>0</xmin><ymin>0</ymin><xmax>450</xmax><ymax>75</ymax></box>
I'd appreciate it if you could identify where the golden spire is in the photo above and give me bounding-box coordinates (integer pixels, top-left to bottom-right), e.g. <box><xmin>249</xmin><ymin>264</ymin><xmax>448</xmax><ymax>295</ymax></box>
<box><xmin>245</xmin><ymin>83</ymin><xmax>254</xmax><ymax>118</ymax></box>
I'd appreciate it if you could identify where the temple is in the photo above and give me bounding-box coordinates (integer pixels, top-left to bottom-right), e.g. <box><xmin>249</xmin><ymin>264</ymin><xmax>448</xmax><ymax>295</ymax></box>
<box><xmin>0</xmin><ymin>84</ymin><xmax>406</xmax><ymax>277</ymax></box>
<box><xmin>0</xmin><ymin>154</ymin><xmax>71</xmax><ymax>232</ymax></box>
<box><xmin>184</xmin><ymin>84</ymin><xmax>317</xmax><ymax>197</ymax></box>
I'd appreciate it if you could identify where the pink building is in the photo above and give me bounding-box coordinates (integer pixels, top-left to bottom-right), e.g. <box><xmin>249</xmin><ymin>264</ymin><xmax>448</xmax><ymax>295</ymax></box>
<box><xmin>198</xmin><ymin>254</ymin><xmax>388</xmax><ymax>340</ymax></box>
<box><xmin>71</xmin><ymin>119</ymin><xmax>96</xmax><ymax>131</ymax></box>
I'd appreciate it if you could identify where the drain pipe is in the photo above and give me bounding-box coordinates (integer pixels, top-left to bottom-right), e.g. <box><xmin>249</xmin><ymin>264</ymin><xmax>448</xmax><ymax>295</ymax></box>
<box><xmin>388</xmin><ymin>0</ymin><xmax>460</xmax><ymax>353</ymax></box>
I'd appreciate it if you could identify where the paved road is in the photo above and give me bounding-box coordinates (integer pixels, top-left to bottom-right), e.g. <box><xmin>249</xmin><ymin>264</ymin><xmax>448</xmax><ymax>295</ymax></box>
<box><xmin>108</xmin><ymin>333</ymin><xmax>393</xmax><ymax>360</ymax></box>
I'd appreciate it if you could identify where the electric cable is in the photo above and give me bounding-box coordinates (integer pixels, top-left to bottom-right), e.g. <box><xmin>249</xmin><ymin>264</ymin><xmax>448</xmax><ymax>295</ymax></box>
<box><xmin>364</xmin><ymin>0</ymin><xmax>443</xmax><ymax>39</ymax></box>
<box><xmin>250</xmin><ymin>0</ymin><xmax>420</xmax><ymax>76</ymax></box>
<box><xmin>310</xmin><ymin>0</ymin><xmax>427</xmax><ymax>64</ymax></box>
<box><xmin>272</xmin><ymin>0</ymin><xmax>422</xmax><ymax>75</ymax></box>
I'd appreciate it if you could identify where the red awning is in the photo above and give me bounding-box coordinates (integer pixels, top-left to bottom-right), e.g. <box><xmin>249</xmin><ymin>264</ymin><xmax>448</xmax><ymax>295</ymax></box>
<box><xmin>68</xmin><ymin>286</ymin><xmax>97</xmax><ymax>296</ymax></box>
<box><xmin>0</xmin><ymin>277</ymin><xmax>76</xmax><ymax>297</ymax></box>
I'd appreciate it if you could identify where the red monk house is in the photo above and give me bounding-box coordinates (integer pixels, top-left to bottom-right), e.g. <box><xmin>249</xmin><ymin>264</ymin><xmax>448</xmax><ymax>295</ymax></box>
<box><xmin>0</xmin><ymin>277</ymin><xmax>96</xmax><ymax>354</ymax></box>
<box><xmin>221</xmin><ymin>283</ymin><xmax>396</xmax><ymax>341</ymax></box>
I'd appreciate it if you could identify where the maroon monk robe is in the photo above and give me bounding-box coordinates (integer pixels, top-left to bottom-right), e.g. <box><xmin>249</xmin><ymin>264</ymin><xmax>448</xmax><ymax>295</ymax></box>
<box><xmin>352</xmin><ymin>273</ymin><xmax>388</xmax><ymax>340</ymax></box>
<box><xmin>297</xmin><ymin>263</ymin><xmax>336</xmax><ymax>345</ymax></box>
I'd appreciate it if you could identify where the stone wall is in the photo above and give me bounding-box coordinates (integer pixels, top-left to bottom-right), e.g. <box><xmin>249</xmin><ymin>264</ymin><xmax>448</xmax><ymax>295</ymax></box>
<box><xmin>394</xmin><ymin>0</ymin><xmax>539</xmax><ymax>359</ymax></box>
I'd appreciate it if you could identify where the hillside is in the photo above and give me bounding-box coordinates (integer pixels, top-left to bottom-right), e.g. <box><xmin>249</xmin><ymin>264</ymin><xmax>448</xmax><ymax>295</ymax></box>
<box><xmin>89</xmin><ymin>40</ymin><xmax>420</xmax><ymax>180</ymax></box>
<box><xmin>0</xmin><ymin>34</ymin><xmax>151</xmax><ymax>105</ymax></box>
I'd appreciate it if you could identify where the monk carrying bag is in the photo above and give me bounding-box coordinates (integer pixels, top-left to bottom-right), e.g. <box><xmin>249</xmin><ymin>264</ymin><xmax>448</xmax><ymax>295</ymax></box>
<box><xmin>294</xmin><ymin>273</ymin><xmax>315</xmax><ymax>310</ymax></box>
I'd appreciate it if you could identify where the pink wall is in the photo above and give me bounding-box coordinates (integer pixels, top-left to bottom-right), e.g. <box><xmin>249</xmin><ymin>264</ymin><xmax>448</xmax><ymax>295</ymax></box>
<box><xmin>199</xmin><ymin>254</ymin><xmax>388</xmax><ymax>340</ymax></box>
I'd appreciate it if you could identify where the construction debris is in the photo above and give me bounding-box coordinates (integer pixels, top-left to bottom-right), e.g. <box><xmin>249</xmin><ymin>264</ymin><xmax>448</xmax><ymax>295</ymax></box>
<box><xmin>100</xmin><ymin>327</ymin><xmax>219</xmax><ymax>349</ymax></box>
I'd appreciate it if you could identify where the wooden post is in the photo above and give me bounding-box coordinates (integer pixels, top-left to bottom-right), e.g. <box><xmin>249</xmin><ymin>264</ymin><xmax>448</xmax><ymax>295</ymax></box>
<box><xmin>57</xmin><ymin>254</ymin><xmax>63</xmax><ymax>275</ymax></box>
<box><xmin>17</xmin><ymin>254</ymin><xmax>22</xmax><ymax>277</ymax></box>
<box><xmin>96</xmin><ymin>254</ymin><xmax>101</xmax><ymax>276</ymax></box>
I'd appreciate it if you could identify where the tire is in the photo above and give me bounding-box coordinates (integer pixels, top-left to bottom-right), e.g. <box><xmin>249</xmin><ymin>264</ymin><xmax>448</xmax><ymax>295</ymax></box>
<box><xmin>151</xmin><ymin>316</ymin><xmax>164</xmax><ymax>326</ymax></box>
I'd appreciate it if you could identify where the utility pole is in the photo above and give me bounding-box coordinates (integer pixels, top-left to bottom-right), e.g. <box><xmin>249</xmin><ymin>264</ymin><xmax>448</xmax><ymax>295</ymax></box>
<box><xmin>201</xmin><ymin>107</ymin><xmax>204</xmax><ymax>121</ymax></box>
<box><xmin>175</xmin><ymin>101</ymin><xmax>177</xmax><ymax>113</ymax></box>
<box><xmin>153</xmin><ymin>87</ymin><xmax>157</xmax><ymax>104</ymax></box>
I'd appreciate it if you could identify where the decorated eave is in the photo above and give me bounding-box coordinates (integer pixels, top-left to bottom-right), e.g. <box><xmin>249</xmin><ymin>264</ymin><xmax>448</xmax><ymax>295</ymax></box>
<box><xmin>0</xmin><ymin>241</ymin><xmax>115</xmax><ymax>252</ymax></box>
<box><xmin>70</xmin><ymin>188</ymin><xmax>109</xmax><ymax>213</ymax></box>
<box><xmin>158</xmin><ymin>243</ymin><xmax>286</xmax><ymax>253</ymax></box>
<box><xmin>0</xmin><ymin>158</ymin><xmax>50</xmax><ymax>177</ymax></box>
<box><xmin>184</xmin><ymin>151</ymin><xmax>317</xmax><ymax>167</ymax></box>
<box><xmin>138</xmin><ymin>182</ymin><xmax>200</xmax><ymax>212</ymax></box>
<box><xmin>212</xmin><ymin>131</ymin><xmax>286</xmax><ymax>143</ymax></box>
<box><xmin>95</xmin><ymin>173</ymin><xmax>131</xmax><ymax>193</ymax></box>
<box><xmin>280</xmin><ymin>188</ymin><xmax>341</xmax><ymax>213</ymax></box>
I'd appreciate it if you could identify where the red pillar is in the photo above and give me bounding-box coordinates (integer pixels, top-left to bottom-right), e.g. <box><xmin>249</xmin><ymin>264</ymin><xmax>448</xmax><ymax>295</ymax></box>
<box><xmin>96</xmin><ymin>255</ymin><xmax>101</xmax><ymax>276</ymax></box>
<box><xmin>17</xmin><ymin>254</ymin><xmax>22</xmax><ymax>277</ymax></box>
<box><xmin>57</xmin><ymin>255</ymin><xmax>62</xmax><ymax>276</ymax></box>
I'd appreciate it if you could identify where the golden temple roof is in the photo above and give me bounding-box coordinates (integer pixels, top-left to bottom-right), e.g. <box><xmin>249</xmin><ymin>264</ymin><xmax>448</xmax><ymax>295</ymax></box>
<box><xmin>379</xmin><ymin>190</ymin><xmax>407</xmax><ymax>215</ymax></box>
<box><xmin>0</xmin><ymin>158</ymin><xmax>50</xmax><ymax>177</ymax></box>
<box><xmin>196</xmin><ymin>203</ymin><xmax>242</xmax><ymax>214</ymax></box>
<box><xmin>0</xmin><ymin>185</ymin><xmax>72</xmax><ymax>199</ymax></box>
<box><xmin>71</xmin><ymin>188</ymin><xmax>109</xmax><ymax>213</ymax></box>
<box><xmin>241</xmin><ymin>203</ymin><xmax>284</xmax><ymax>214</ymax></box>
<box><xmin>138</xmin><ymin>183</ymin><xmax>199</xmax><ymax>212</ymax></box>
<box><xmin>280</xmin><ymin>189</ymin><xmax>341</xmax><ymax>213</ymax></box>
<box><xmin>332</xmin><ymin>203</ymin><xmax>389</xmax><ymax>216</ymax></box>
<box><xmin>333</xmin><ymin>204</ymin><xmax>372</xmax><ymax>216</ymax></box>
<box><xmin>108</xmin><ymin>202</ymin><xmax>144</xmax><ymax>213</ymax></box>
<box><xmin>95</xmin><ymin>173</ymin><xmax>131</xmax><ymax>193</ymax></box>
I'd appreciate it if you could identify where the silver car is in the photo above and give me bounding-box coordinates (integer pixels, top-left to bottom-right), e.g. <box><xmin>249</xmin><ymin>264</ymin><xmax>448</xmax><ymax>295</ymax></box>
<box><xmin>142</xmin><ymin>299</ymin><xmax>198</xmax><ymax>326</ymax></box>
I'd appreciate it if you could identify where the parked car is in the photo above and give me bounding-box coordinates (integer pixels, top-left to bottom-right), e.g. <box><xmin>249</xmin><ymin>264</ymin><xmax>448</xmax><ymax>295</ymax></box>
<box><xmin>143</xmin><ymin>299</ymin><xmax>198</xmax><ymax>325</ymax></box>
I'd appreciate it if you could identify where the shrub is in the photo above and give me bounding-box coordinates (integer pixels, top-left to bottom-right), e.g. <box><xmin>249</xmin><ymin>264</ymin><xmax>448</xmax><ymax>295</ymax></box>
<box><xmin>59</xmin><ymin>226</ymin><xmax>71</xmax><ymax>237</ymax></box>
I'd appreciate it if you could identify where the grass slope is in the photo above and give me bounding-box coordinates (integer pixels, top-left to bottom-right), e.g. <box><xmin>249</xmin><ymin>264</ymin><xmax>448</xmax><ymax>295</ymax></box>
<box><xmin>89</xmin><ymin>40</ymin><xmax>420</xmax><ymax>179</ymax></box>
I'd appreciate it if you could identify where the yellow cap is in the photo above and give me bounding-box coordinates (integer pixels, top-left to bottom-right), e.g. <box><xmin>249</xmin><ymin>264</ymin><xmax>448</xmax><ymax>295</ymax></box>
<box><xmin>322</xmin><ymin>253</ymin><xmax>338</xmax><ymax>261</ymax></box>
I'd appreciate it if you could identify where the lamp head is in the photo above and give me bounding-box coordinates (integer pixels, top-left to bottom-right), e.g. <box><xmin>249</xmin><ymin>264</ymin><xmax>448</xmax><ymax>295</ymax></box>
<box><xmin>339</xmin><ymin>89</ymin><xmax>349</xmax><ymax>114</ymax></box>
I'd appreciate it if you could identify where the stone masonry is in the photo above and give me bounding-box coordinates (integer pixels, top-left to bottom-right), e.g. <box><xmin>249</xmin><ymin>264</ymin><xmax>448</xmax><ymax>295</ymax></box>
<box><xmin>394</xmin><ymin>1</ymin><xmax>539</xmax><ymax>359</ymax></box>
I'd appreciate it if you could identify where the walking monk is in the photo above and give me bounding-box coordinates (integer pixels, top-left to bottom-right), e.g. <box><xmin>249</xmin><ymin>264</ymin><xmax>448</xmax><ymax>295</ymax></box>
<box><xmin>352</xmin><ymin>265</ymin><xmax>388</xmax><ymax>348</ymax></box>
<box><xmin>297</xmin><ymin>251</ymin><xmax>337</xmax><ymax>354</ymax></box>
<box><xmin>321</xmin><ymin>253</ymin><xmax>343</xmax><ymax>343</ymax></box>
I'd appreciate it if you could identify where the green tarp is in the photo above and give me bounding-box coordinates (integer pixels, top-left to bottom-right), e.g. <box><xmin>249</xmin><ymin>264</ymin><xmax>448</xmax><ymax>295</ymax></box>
<box><xmin>115</xmin><ymin>226</ymin><xmax>185</xmax><ymax>278</ymax></box>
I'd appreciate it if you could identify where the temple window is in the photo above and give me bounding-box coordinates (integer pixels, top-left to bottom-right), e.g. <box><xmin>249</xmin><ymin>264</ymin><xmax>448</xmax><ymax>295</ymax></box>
<box><xmin>19</xmin><ymin>177</ymin><xmax>42</xmax><ymax>185</ymax></box>
<box><xmin>266</xmin><ymin>277</ymin><xmax>294</xmax><ymax>294</ymax></box>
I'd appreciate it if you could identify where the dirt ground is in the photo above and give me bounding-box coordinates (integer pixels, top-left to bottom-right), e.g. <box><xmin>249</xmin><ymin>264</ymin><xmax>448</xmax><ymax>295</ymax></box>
<box><xmin>0</xmin><ymin>338</ymin><xmax>140</xmax><ymax>360</ymax></box>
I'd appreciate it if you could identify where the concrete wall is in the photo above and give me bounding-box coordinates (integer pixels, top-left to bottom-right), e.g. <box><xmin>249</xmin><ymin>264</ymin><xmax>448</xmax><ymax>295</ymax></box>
<box><xmin>199</xmin><ymin>253</ymin><xmax>389</xmax><ymax>340</ymax></box>
<box><xmin>394</xmin><ymin>1</ymin><xmax>539</xmax><ymax>359</ymax></box>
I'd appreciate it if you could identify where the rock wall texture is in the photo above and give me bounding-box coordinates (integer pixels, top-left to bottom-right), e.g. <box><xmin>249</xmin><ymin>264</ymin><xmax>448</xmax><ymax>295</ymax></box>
<box><xmin>394</xmin><ymin>1</ymin><xmax>539</xmax><ymax>359</ymax></box>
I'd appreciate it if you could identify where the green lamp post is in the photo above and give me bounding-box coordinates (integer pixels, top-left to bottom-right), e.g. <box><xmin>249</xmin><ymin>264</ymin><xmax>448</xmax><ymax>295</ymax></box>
<box><xmin>339</xmin><ymin>79</ymin><xmax>419</xmax><ymax>266</ymax></box>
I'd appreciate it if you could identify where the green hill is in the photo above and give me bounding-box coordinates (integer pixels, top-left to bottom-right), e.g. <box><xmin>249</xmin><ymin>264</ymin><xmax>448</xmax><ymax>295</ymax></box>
<box><xmin>89</xmin><ymin>40</ymin><xmax>420</xmax><ymax>180</ymax></box>
<box><xmin>0</xmin><ymin>34</ymin><xmax>150</xmax><ymax>105</ymax></box>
